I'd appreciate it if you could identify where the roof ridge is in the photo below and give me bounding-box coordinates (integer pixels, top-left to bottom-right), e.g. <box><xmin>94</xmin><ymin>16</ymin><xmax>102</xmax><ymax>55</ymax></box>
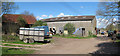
<box><xmin>3</xmin><ymin>14</ymin><xmax>34</xmax><ymax>16</ymax></box>
<box><xmin>42</xmin><ymin>16</ymin><xmax>95</xmax><ymax>22</ymax></box>
<box><xmin>46</xmin><ymin>16</ymin><xmax>95</xmax><ymax>19</ymax></box>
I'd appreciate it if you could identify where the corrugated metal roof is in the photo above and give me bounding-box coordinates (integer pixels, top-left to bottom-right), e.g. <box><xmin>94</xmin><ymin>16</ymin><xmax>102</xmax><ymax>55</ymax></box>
<box><xmin>42</xmin><ymin>16</ymin><xmax>95</xmax><ymax>22</ymax></box>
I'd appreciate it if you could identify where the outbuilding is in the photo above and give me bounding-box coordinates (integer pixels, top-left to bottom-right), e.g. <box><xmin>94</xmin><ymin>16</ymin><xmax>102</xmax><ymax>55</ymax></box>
<box><xmin>42</xmin><ymin>16</ymin><xmax>96</xmax><ymax>36</ymax></box>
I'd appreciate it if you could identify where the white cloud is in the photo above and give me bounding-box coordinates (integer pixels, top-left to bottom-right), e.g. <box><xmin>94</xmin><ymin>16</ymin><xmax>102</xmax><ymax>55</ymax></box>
<box><xmin>80</xmin><ymin>6</ymin><xmax>84</xmax><ymax>8</ymax></box>
<box><xmin>64</xmin><ymin>15</ymin><xmax>73</xmax><ymax>17</ymax></box>
<box><xmin>36</xmin><ymin>16</ymin><xmax>43</xmax><ymax>20</ymax></box>
<box><xmin>49</xmin><ymin>15</ymin><xmax>53</xmax><ymax>18</ymax></box>
<box><xmin>39</xmin><ymin>17</ymin><xmax>43</xmax><ymax>20</ymax></box>
<box><xmin>57</xmin><ymin>13</ymin><xmax>73</xmax><ymax>17</ymax></box>
<box><xmin>41</xmin><ymin>15</ymin><xmax>48</xmax><ymax>17</ymax></box>
<box><xmin>36</xmin><ymin>13</ymin><xmax>78</xmax><ymax>20</ymax></box>
<box><xmin>60</xmin><ymin>13</ymin><xmax>64</xmax><ymax>15</ymax></box>
<box><xmin>78</xmin><ymin>15</ymin><xmax>82</xmax><ymax>16</ymax></box>
<box><xmin>36</xmin><ymin>16</ymin><xmax>40</xmax><ymax>19</ymax></box>
<box><xmin>57</xmin><ymin>13</ymin><xmax>65</xmax><ymax>17</ymax></box>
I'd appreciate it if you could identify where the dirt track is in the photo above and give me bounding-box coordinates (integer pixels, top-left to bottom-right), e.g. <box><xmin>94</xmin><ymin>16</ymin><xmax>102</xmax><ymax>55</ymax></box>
<box><xmin>34</xmin><ymin>35</ymin><xmax>118</xmax><ymax>54</ymax></box>
<box><xmin>2</xmin><ymin>35</ymin><xmax>119</xmax><ymax>54</ymax></box>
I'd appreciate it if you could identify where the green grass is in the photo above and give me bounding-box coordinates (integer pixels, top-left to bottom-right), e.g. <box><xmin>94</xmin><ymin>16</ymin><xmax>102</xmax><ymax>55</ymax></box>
<box><xmin>3</xmin><ymin>41</ymin><xmax>44</xmax><ymax>45</ymax></box>
<box><xmin>52</xmin><ymin>34</ymin><xmax>97</xmax><ymax>39</ymax></box>
<box><xmin>2</xmin><ymin>35</ymin><xmax>20</xmax><ymax>42</ymax></box>
<box><xmin>2</xmin><ymin>47</ymin><xmax>34</xmax><ymax>54</ymax></box>
<box><xmin>2</xmin><ymin>40</ymin><xmax>46</xmax><ymax>45</ymax></box>
<box><xmin>115</xmin><ymin>40</ymin><xmax>120</xmax><ymax>42</ymax></box>
<box><xmin>2</xmin><ymin>35</ymin><xmax>47</xmax><ymax>45</ymax></box>
<box><xmin>3</xmin><ymin>44</ymin><xmax>34</xmax><ymax>48</ymax></box>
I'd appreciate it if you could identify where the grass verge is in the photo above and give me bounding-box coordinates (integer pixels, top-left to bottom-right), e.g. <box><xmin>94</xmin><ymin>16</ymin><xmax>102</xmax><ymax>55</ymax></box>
<box><xmin>115</xmin><ymin>40</ymin><xmax>120</xmax><ymax>42</ymax></box>
<box><xmin>2</xmin><ymin>47</ymin><xmax>34</xmax><ymax>54</ymax></box>
<box><xmin>2</xmin><ymin>41</ymin><xmax>45</xmax><ymax>45</ymax></box>
<box><xmin>2</xmin><ymin>44</ymin><xmax>34</xmax><ymax>48</ymax></box>
<box><xmin>52</xmin><ymin>34</ymin><xmax>97</xmax><ymax>39</ymax></box>
<box><xmin>2</xmin><ymin>35</ymin><xmax>48</xmax><ymax>45</ymax></box>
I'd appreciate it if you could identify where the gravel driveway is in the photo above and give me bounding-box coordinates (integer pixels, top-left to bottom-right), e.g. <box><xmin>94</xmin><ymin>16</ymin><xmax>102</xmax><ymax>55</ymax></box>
<box><xmin>34</xmin><ymin>35</ymin><xmax>119</xmax><ymax>54</ymax></box>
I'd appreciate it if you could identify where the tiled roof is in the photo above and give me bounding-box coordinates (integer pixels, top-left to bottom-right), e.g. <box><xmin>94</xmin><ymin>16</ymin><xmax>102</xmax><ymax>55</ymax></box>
<box><xmin>2</xmin><ymin>14</ymin><xmax>37</xmax><ymax>24</ymax></box>
<box><xmin>42</xmin><ymin>16</ymin><xmax>95</xmax><ymax>22</ymax></box>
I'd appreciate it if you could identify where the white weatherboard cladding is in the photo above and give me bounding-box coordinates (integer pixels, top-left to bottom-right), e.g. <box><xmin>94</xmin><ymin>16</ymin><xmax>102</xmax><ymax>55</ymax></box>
<box><xmin>20</xmin><ymin>28</ymin><xmax>44</xmax><ymax>31</ymax></box>
<box><xmin>39</xmin><ymin>31</ymin><xmax>44</xmax><ymax>35</ymax></box>
<box><xmin>19</xmin><ymin>28</ymin><xmax>44</xmax><ymax>36</ymax></box>
<box><xmin>19</xmin><ymin>30</ymin><xmax>24</xmax><ymax>34</ymax></box>
<box><xmin>34</xmin><ymin>31</ymin><xmax>39</xmax><ymax>35</ymax></box>
<box><xmin>19</xmin><ymin>28</ymin><xmax>45</xmax><ymax>41</ymax></box>
<box><xmin>29</xmin><ymin>31</ymin><xmax>34</xmax><ymax>35</ymax></box>
<box><xmin>24</xmin><ymin>30</ymin><xmax>29</xmax><ymax>35</ymax></box>
<box><xmin>20</xmin><ymin>28</ymin><xmax>25</xmax><ymax>29</ymax></box>
<box><xmin>33</xmin><ymin>31</ymin><xmax>44</xmax><ymax>36</ymax></box>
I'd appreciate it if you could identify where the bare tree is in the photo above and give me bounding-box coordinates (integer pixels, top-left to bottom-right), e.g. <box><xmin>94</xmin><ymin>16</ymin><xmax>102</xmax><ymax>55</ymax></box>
<box><xmin>21</xmin><ymin>10</ymin><xmax>34</xmax><ymax>16</ymax></box>
<box><xmin>96</xmin><ymin>2</ymin><xmax>118</xmax><ymax>28</ymax></box>
<box><xmin>0</xmin><ymin>1</ymin><xmax>2</xmax><ymax>15</ymax></box>
<box><xmin>2</xmin><ymin>2</ymin><xmax>19</xmax><ymax>14</ymax></box>
<box><xmin>106</xmin><ymin>23</ymin><xmax>115</xmax><ymax>31</ymax></box>
<box><xmin>2</xmin><ymin>2</ymin><xmax>19</xmax><ymax>34</ymax></box>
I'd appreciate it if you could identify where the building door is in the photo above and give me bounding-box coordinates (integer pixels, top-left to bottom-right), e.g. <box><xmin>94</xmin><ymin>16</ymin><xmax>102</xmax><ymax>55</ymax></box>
<box><xmin>53</xmin><ymin>27</ymin><xmax>56</xmax><ymax>34</ymax></box>
<box><xmin>59</xmin><ymin>27</ymin><xmax>64</xmax><ymax>34</ymax></box>
<box><xmin>82</xmin><ymin>28</ymin><xmax>85</xmax><ymax>36</ymax></box>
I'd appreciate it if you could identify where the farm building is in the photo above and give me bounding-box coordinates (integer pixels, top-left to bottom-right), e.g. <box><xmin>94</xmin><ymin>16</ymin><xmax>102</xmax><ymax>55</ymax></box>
<box><xmin>2</xmin><ymin>14</ymin><xmax>37</xmax><ymax>34</ymax></box>
<box><xmin>42</xmin><ymin>16</ymin><xmax>96</xmax><ymax>36</ymax></box>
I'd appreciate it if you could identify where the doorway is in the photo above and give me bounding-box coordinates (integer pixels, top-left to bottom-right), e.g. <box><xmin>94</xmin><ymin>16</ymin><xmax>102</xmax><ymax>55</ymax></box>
<box><xmin>82</xmin><ymin>28</ymin><xmax>85</xmax><ymax>36</ymax></box>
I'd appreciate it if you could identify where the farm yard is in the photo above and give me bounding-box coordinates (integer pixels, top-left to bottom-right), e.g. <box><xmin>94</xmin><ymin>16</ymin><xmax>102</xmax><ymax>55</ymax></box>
<box><xmin>1</xmin><ymin>34</ymin><xmax>120</xmax><ymax>54</ymax></box>
<box><xmin>1</xmin><ymin>1</ymin><xmax>120</xmax><ymax>55</ymax></box>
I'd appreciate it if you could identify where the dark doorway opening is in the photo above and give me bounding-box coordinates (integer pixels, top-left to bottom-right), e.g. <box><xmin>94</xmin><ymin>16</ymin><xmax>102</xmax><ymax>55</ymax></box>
<box><xmin>82</xmin><ymin>28</ymin><xmax>85</xmax><ymax>36</ymax></box>
<box><xmin>53</xmin><ymin>28</ymin><xmax>56</xmax><ymax>34</ymax></box>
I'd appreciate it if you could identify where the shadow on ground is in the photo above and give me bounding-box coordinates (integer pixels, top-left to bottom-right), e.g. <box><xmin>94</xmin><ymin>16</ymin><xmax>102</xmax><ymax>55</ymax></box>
<box><xmin>90</xmin><ymin>41</ymin><xmax>120</xmax><ymax>55</ymax></box>
<box><xmin>95</xmin><ymin>36</ymin><xmax>111</xmax><ymax>41</ymax></box>
<box><xmin>36</xmin><ymin>37</ymin><xmax>52</xmax><ymax>44</ymax></box>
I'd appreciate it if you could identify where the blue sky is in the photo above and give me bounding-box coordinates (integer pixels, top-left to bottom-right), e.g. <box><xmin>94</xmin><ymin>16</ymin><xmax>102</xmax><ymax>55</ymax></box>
<box><xmin>15</xmin><ymin>2</ymin><xmax>98</xmax><ymax>18</ymax></box>
<box><xmin>14</xmin><ymin>2</ymin><xmax>104</xmax><ymax>28</ymax></box>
